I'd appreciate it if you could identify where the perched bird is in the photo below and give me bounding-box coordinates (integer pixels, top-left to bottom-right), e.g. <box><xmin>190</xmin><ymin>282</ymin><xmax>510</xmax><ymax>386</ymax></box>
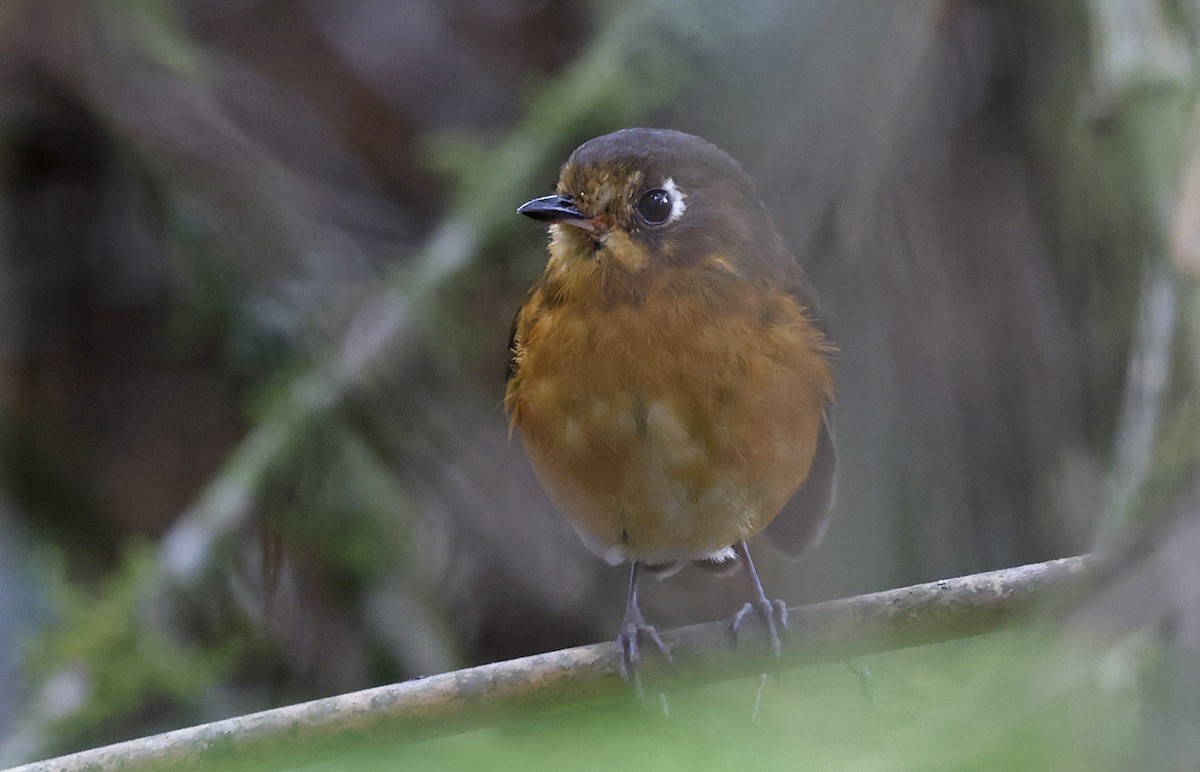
<box><xmin>505</xmin><ymin>128</ymin><xmax>835</xmax><ymax>687</ymax></box>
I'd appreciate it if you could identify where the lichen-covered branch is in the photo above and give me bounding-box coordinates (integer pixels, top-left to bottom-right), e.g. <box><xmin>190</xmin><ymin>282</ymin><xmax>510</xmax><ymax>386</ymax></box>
<box><xmin>11</xmin><ymin>555</ymin><xmax>1095</xmax><ymax>772</ymax></box>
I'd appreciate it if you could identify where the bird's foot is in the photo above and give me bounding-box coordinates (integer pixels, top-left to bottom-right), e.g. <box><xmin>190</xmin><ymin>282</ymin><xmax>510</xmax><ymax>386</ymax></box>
<box><xmin>731</xmin><ymin>596</ymin><xmax>788</xmax><ymax>659</ymax></box>
<box><xmin>617</xmin><ymin>605</ymin><xmax>672</xmax><ymax>697</ymax></box>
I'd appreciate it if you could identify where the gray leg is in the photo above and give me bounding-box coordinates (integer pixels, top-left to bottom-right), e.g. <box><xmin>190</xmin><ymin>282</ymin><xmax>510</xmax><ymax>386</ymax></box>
<box><xmin>617</xmin><ymin>561</ymin><xmax>672</xmax><ymax>696</ymax></box>
<box><xmin>730</xmin><ymin>541</ymin><xmax>788</xmax><ymax>659</ymax></box>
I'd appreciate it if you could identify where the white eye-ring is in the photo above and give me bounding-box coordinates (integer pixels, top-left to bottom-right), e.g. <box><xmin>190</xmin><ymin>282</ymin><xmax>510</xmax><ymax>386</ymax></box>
<box><xmin>635</xmin><ymin>177</ymin><xmax>688</xmax><ymax>227</ymax></box>
<box><xmin>661</xmin><ymin>177</ymin><xmax>687</xmax><ymax>223</ymax></box>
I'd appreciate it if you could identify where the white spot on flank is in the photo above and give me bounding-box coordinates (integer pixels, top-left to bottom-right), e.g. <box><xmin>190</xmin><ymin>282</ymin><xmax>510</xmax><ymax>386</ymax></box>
<box><xmin>662</xmin><ymin>177</ymin><xmax>687</xmax><ymax>224</ymax></box>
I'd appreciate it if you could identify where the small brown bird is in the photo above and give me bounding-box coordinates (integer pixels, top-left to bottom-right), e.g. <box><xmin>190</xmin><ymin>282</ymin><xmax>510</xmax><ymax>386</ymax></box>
<box><xmin>506</xmin><ymin>128</ymin><xmax>835</xmax><ymax>686</ymax></box>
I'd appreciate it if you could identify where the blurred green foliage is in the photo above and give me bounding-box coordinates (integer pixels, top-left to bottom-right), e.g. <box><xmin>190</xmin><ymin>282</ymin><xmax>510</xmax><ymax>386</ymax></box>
<box><xmin>100</xmin><ymin>0</ymin><xmax>204</xmax><ymax>79</ymax></box>
<box><xmin>24</xmin><ymin>546</ymin><xmax>237</xmax><ymax>752</ymax></box>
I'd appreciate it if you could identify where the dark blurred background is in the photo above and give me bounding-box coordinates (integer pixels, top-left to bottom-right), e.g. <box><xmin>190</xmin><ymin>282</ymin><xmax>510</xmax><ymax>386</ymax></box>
<box><xmin>2</xmin><ymin>0</ymin><xmax>1199</xmax><ymax>764</ymax></box>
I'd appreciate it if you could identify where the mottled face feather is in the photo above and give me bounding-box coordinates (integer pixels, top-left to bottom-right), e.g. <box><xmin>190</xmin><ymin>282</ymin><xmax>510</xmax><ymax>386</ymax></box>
<box><xmin>550</xmin><ymin>128</ymin><xmax>784</xmax><ymax>274</ymax></box>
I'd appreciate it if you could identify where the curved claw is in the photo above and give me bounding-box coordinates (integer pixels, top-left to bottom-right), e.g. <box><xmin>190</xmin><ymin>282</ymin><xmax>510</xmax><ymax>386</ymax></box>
<box><xmin>618</xmin><ymin>616</ymin><xmax>672</xmax><ymax>697</ymax></box>
<box><xmin>617</xmin><ymin>562</ymin><xmax>673</xmax><ymax>697</ymax></box>
<box><xmin>729</xmin><ymin>542</ymin><xmax>790</xmax><ymax>662</ymax></box>
<box><xmin>731</xmin><ymin>596</ymin><xmax>789</xmax><ymax>658</ymax></box>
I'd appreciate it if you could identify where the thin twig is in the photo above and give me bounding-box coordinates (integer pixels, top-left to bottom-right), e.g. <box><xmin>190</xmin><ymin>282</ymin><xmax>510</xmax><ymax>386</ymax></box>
<box><xmin>10</xmin><ymin>555</ymin><xmax>1096</xmax><ymax>772</ymax></box>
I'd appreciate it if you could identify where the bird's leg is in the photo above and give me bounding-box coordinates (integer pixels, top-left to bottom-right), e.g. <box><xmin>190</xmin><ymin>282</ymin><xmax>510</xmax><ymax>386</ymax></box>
<box><xmin>617</xmin><ymin>561</ymin><xmax>672</xmax><ymax>696</ymax></box>
<box><xmin>730</xmin><ymin>541</ymin><xmax>788</xmax><ymax>658</ymax></box>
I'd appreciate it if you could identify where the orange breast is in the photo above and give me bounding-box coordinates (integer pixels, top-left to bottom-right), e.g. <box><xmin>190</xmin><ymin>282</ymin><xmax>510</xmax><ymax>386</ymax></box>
<box><xmin>507</xmin><ymin>263</ymin><xmax>833</xmax><ymax>564</ymax></box>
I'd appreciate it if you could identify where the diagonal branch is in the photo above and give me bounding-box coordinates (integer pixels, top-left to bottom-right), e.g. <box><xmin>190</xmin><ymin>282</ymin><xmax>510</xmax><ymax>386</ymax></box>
<box><xmin>12</xmin><ymin>555</ymin><xmax>1096</xmax><ymax>772</ymax></box>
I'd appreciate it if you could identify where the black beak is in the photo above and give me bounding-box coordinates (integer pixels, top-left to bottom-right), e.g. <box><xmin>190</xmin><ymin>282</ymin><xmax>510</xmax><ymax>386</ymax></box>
<box><xmin>517</xmin><ymin>194</ymin><xmax>591</xmax><ymax>225</ymax></box>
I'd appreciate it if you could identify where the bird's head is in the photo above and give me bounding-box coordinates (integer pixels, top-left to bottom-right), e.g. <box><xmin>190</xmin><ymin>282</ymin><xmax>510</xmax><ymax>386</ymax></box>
<box><xmin>519</xmin><ymin>128</ymin><xmax>785</xmax><ymax>277</ymax></box>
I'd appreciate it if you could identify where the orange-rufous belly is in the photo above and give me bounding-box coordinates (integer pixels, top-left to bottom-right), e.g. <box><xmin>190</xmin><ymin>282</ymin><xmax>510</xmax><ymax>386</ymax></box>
<box><xmin>508</xmin><ymin>273</ymin><xmax>832</xmax><ymax>564</ymax></box>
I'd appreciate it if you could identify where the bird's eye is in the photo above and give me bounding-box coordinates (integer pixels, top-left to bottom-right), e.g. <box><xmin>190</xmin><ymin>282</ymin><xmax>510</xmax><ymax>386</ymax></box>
<box><xmin>636</xmin><ymin>188</ymin><xmax>674</xmax><ymax>225</ymax></box>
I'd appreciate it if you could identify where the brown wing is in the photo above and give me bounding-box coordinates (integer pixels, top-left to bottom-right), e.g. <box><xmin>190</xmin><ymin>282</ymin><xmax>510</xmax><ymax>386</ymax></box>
<box><xmin>781</xmin><ymin>260</ymin><xmax>830</xmax><ymax>339</ymax></box>
<box><xmin>765</xmin><ymin>408</ymin><xmax>836</xmax><ymax>558</ymax></box>
<box><xmin>506</xmin><ymin>280</ymin><xmax>541</xmax><ymax>386</ymax></box>
<box><xmin>765</xmin><ymin>258</ymin><xmax>837</xmax><ymax>558</ymax></box>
